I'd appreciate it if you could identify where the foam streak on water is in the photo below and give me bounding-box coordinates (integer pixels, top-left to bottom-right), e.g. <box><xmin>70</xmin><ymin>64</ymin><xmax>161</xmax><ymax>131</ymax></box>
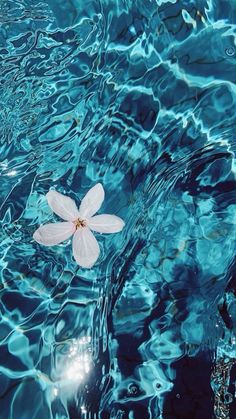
<box><xmin>0</xmin><ymin>1</ymin><xmax>236</xmax><ymax>418</ymax></box>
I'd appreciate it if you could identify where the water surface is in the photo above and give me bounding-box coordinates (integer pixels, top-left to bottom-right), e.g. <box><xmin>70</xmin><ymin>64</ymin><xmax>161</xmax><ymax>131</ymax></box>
<box><xmin>1</xmin><ymin>0</ymin><xmax>236</xmax><ymax>418</ymax></box>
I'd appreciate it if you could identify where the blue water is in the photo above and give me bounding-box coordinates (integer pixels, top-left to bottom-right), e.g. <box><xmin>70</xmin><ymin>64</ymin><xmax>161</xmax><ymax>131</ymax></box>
<box><xmin>1</xmin><ymin>0</ymin><xmax>236</xmax><ymax>418</ymax></box>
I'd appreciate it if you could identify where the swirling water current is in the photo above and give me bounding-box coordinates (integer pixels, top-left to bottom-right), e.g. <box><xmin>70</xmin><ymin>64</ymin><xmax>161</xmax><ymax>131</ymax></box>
<box><xmin>0</xmin><ymin>1</ymin><xmax>236</xmax><ymax>418</ymax></box>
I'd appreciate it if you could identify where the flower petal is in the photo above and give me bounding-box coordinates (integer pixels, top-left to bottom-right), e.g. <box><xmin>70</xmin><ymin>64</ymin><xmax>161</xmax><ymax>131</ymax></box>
<box><xmin>46</xmin><ymin>190</ymin><xmax>80</xmax><ymax>221</ymax></box>
<box><xmin>88</xmin><ymin>214</ymin><xmax>125</xmax><ymax>234</ymax></box>
<box><xmin>72</xmin><ymin>227</ymin><xmax>100</xmax><ymax>268</ymax></box>
<box><xmin>79</xmin><ymin>183</ymin><xmax>105</xmax><ymax>218</ymax></box>
<box><xmin>33</xmin><ymin>222</ymin><xmax>75</xmax><ymax>246</ymax></box>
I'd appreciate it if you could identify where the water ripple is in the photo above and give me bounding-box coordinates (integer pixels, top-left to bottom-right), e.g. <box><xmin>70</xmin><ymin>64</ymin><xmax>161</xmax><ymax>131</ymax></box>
<box><xmin>0</xmin><ymin>0</ymin><xmax>236</xmax><ymax>417</ymax></box>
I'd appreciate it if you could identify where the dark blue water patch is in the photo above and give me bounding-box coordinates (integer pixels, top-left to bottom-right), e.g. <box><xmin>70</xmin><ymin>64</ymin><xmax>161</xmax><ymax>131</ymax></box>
<box><xmin>119</xmin><ymin>90</ymin><xmax>159</xmax><ymax>132</ymax></box>
<box><xmin>163</xmin><ymin>353</ymin><xmax>214</xmax><ymax>419</ymax></box>
<box><xmin>1</xmin><ymin>291</ymin><xmax>41</xmax><ymax>315</ymax></box>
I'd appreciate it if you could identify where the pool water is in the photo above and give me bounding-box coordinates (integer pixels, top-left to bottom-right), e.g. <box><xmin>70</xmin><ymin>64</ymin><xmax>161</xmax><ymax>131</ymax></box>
<box><xmin>1</xmin><ymin>0</ymin><xmax>236</xmax><ymax>418</ymax></box>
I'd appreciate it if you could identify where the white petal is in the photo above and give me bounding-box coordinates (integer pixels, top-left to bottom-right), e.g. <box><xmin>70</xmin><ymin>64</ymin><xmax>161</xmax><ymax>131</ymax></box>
<box><xmin>72</xmin><ymin>227</ymin><xmax>100</xmax><ymax>268</ymax></box>
<box><xmin>88</xmin><ymin>214</ymin><xmax>125</xmax><ymax>233</ymax></box>
<box><xmin>33</xmin><ymin>222</ymin><xmax>75</xmax><ymax>246</ymax></box>
<box><xmin>79</xmin><ymin>183</ymin><xmax>105</xmax><ymax>218</ymax></box>
<box><xmin>46</xmin><ymin>190</ymin><xmax>80</xmax><ymax>221</ymax></box>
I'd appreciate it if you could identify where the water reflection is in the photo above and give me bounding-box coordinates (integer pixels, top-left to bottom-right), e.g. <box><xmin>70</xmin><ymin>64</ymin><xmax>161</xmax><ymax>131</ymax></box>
<box><xmin>54</xmin><ymin>336</ymin><xmax>92</xmax><ymax>396</ymax></box>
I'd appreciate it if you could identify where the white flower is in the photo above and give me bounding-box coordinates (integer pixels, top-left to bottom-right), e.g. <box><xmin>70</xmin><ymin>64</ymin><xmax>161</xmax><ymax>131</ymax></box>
<box><xmin>33</xmin><ymin>183</ymin><xmax>125</xmax><ymax>268</ymax></box>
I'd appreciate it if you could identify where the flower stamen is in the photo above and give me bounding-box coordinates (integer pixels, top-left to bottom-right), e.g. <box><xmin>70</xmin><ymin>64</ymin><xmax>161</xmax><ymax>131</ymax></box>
<box><xmin>73</xmin><ymin>218</ymin><xmax>87</xmax><ymax>229</ymax></box>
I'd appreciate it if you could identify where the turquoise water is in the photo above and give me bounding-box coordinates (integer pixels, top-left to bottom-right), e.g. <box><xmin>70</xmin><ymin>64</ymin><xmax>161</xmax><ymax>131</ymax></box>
<box><xmin>1</xmin><ymin>0</ymin><xmax>236</xmax><ymax>418</ymax></box>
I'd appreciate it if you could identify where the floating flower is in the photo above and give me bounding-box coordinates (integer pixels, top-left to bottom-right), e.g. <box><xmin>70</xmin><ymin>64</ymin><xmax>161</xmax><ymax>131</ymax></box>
<box><xmin>33</xmin><ymin>183</ymin><xmax>125</xmax><ymax>268</ymax></box>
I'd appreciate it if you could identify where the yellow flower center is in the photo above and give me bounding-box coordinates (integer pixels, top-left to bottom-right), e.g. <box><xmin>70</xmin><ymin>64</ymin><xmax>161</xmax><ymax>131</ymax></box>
<box><xmin>73</xmin><ymin>218</ymin><xmax>87</xmax><ymax>229</ymax></box>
